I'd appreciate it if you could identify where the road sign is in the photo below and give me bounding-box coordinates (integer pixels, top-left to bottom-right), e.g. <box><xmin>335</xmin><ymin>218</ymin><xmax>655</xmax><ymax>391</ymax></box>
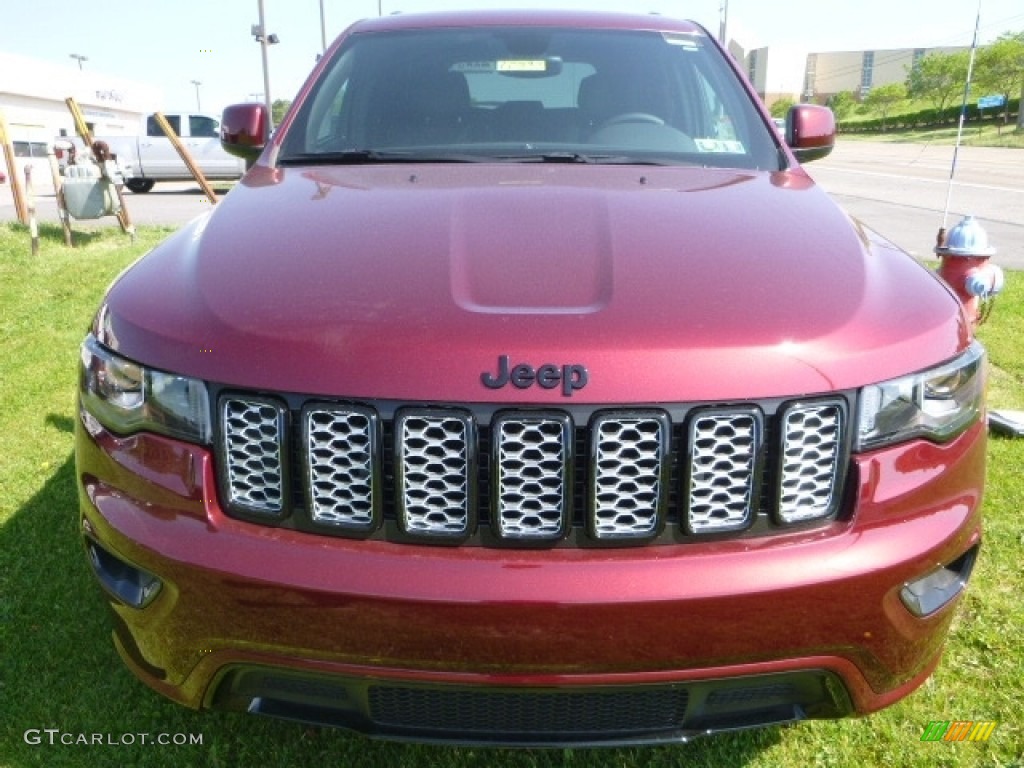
<box><xmin>977</xmin><ymin>95</ymin><xmax>1006</xmax><ymax>109</ymax></box>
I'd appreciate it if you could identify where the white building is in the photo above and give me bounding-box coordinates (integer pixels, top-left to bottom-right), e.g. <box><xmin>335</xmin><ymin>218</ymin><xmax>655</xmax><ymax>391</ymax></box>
<box><xmin>742</xmin><ymin>45</ymin><xmax>809</xmax><ymax>109</ymax></box>
<box><xmin>0</xmin><ymin>51</ymin><xmax>162</xmax><ymax>192</ymax></box>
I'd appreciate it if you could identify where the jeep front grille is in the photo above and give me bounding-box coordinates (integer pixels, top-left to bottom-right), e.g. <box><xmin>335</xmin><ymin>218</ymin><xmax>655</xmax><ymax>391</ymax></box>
<box><xmin>686</xmin><ymin>408</ymin><xmax>762</xmax><ymax>534</ymax></box>
<box><xmin>216</xmin><ymin>396</ymin><xmax>848</xmax><ymax>545</ymax></box>
<box><xmin>776</xmin><ymin>402</ymin><xmax>844</xmax><ymax>523</ymax></box>
<box><xmin>493</xmin><ymin>412</ymin><xmax>571</xmax><ymax>540</ymax></box>
<box><xmin>221</xmin><ymin>396</ymin><xmax>287</xmax><ymax>516</ymax></box>
<box><xmin>396</xmin><ymin>410</ymin><xmax>474</xmax><ymax>537</ymax></box>
<box><xmin>590</xmin><ymin>412</ymin><xmax>670</xmax><ymax>539</ymax></box>
<box><xmin>304</xmin><ymin>404</ymin><xmax>378</xmax><ymax>530</ymax></box>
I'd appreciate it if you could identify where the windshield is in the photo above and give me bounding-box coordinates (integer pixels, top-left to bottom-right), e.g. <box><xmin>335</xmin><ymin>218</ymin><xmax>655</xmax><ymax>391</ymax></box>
<box><xmin>280</xmin><ymin>25</ymin><xmax>780</xmax><ymax>170</ymax></box>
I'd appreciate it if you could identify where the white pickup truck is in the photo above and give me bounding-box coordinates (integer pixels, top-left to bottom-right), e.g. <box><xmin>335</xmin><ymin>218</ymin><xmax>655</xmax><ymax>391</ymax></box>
<box><xmin>67</xmin><ymin>112</ymin><xmax>246</xmax><ymax>193</ymax></box>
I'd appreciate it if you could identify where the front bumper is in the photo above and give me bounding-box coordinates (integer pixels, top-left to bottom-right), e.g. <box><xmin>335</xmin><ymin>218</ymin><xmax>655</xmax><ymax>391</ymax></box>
<box><xmin>75</xmin><ymin>410</ymin><xmax>985</xmax><ymax>745</ymax></box>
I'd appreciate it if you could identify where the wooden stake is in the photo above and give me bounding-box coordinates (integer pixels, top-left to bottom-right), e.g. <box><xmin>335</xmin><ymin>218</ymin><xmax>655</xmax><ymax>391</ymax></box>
<box><xmin>25</xmin><ymin>165</ymin><xmax>39</xmax><ymax>255</ymax></box>
<box><xmin>0</xmin><ymin>109</ymin><xmax>29</xmax><ymax>225</ymax></box>
<box><xmin>152</xmin><ymin>112</ymin><xmax>220</xmax><ymax>204</ymax></box>
<box><xmin>46</xmin><ymin>146</ymin><xmax>73</xmax><ymax>246</ymax></box>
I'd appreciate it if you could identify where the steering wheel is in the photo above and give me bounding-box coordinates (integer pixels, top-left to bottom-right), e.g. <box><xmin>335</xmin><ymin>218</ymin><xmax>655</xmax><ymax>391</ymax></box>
<box><xmin>598</xmin><ymin>112</ymin><xmax>666</xmax><ymax>128</ymax></box>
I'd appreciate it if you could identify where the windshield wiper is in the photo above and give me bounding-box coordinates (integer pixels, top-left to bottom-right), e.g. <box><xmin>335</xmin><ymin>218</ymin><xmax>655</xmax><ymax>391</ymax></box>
<box><xmin>497</xmin><ymin>152</ymin><xmax>675</xmax><ymax>166</ymax></box>
<box><xmin>278</xmin><ymin>149</ymin><xmax>490</xmax><ymax>166</ymax></box>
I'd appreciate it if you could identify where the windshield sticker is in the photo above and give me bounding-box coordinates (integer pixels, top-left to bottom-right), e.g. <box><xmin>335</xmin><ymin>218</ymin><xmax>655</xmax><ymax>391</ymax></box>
<box><xmin>661</xmin><ymin>33</ymin><xmax>700</xmax><ymax>50</ymax></box>
<box><xmin>496</xmin><ymin>59</ymin><xmax>548</xmax><ymax>72</ymax></box>
<box><xmin>452</xmin><ymin>61</ymin><xmax>497</xmax><ymax>73</ymax></box>
<box><xmin>694</xmin><ymin>138</ymin><xmax>746</xmax><ymax>154</ymax></box>
<box><xmin>452</xmin><ymin>60</ymin><xmax>550</xmax><ymax>73</ymax></box>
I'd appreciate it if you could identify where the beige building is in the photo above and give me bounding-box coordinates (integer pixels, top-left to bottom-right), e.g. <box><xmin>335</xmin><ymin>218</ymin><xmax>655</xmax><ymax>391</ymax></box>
<box><xmin>804</xmin><ymin>46</ymin><xmax>966</xmax><ymax>102</ymax></box>
<box><xmin>737</xmin><ymin>43</ymin><xmax>967</xmax><ymax>108</ymax></box>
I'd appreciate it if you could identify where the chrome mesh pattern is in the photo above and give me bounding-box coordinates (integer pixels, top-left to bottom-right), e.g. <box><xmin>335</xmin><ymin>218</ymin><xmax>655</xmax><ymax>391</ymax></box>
<box><xmin>305</xmin><ymin>406</ymin><xmax>376</xmax><ymax>529</ymax></box>
<box><xmin>216</xmin><ymin>393</ymin><xmax>847</xmax><ymax>543</ymax></box>
<box><xmin>687</xmin><ymin>410</ymin><xmax>761</xmax><ymax>533</ymax></box>
<box><xmin>221</xmin><ymin>397</ymin><xmax>285</xmax><ymax>515</ymax></box>
<box><xmin>494</xmin><ymin>414</ymin><xmax>569</xmax><ymax>540</ymax></box>
<box><xmin>397</xmin><ymin>411</ymin><xmax>472</xmax><ymax>536</ymax></box>
<box><xmin>778</xmin><ymin>402</ymin><xmax>844</xmax><ymax>523</ymax></box>
<box><xmin>591</xmin><ymin>413</ymin><xmax>668</xmax><ymax>538</ymax></box>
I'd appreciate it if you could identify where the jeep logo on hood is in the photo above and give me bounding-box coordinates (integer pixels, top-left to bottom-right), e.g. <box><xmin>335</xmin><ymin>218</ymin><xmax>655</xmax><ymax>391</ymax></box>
<box><xmin>481</xmin><ymin>355</ymin><xmax>588</xmax><ymax>397</ymax></box>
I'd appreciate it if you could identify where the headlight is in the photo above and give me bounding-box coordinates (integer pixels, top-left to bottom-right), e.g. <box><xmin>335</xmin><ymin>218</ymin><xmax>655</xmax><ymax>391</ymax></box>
<box><xmin>79</xmin><ymin>335</ymin><xmax>211</xmax><ymax>444</ymax></box>
<box><xmin>856</xmin><ymin>341</ymin><xmax>985</xmax><ymax>450</ymax></box>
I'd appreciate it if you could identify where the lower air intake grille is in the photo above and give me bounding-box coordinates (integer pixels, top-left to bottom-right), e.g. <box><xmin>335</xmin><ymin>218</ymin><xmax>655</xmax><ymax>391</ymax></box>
<box><xmin>368</xmin><ymin>684</ymin><xmax>689</xmax><ymax>736</ymax></box>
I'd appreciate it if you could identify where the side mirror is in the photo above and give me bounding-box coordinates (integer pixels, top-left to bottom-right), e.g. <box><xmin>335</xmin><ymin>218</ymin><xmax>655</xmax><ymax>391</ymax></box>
<box><xmin>786</xmin><ymin>104</ymin><xmax>835</xmax><ymax>164</ymax></box>
<box><xmin>221</xmin><ymin>103</ymin><xmax>269</xmax><ymax>162</ymax></box>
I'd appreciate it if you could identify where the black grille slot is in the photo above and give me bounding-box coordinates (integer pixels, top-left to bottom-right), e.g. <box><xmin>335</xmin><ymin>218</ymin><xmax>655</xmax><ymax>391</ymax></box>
<box><xmin>368</xmin><ymin>685</ymin><xmax>689</xmax><ymax>736</ymax></box>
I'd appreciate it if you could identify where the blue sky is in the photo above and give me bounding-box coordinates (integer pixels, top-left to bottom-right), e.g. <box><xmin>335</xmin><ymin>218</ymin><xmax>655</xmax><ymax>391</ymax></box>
<box><xmin>3</xmin><ymin>0</ymin><xmax>1023</xmax><ymax>115</ymax></box>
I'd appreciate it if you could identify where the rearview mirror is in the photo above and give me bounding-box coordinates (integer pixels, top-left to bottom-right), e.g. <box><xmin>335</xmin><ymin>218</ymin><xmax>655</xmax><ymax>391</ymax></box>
<box><xmin>786</xmin><ymin>104</ymin><xmax>835</xmax><ymax>164</ymax></box>
<box><xmin>221</xmin><ymin>103</ymin><xmax>269</xmax><ymax>162</ymax></box>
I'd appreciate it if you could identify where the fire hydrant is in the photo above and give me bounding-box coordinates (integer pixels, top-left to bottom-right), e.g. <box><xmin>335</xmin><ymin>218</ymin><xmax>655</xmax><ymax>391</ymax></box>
<box><xmin>935</xmin><ymin>215</ymin><xmax>1004</xmax><ymax>328</ymax></box>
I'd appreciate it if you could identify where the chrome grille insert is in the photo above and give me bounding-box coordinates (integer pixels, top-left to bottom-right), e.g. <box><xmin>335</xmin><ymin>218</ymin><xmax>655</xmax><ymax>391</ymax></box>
<box><xmin>590</xmin><ymin>412</ymin><xmax>670</xmax><ymax>539</ymax></box>
<box><xmin>493</xmin><ymin>412</ymin><xmax>571</xmax><ymax>540</ymax></box>
<box><xmin>777</xmin><ymin>401</ymin><xmax>845</xmax><ymax>523</ymax></box>
<box><xmin>215</xmin><ymin>393</ymin><xmax>848</xmax><ymax>544</ymax></box>
<box><xmin>395</xmin><ymin>410</ymin><xmax>473</xmax><ymax>537</ymax></box>
<box><xmin>686</xmin><ymin>408</ymin><xmax>762</xmax><ymax>534</ymax></box>
<box><xmin>304</xmin><ymin>405</ymin><xmax>378</xmax><ymax>530</ymax></box>
<box><xmin>220</xmin><ymin>396</ymin><xmax>286</xmax><ymax>516</ymax></box>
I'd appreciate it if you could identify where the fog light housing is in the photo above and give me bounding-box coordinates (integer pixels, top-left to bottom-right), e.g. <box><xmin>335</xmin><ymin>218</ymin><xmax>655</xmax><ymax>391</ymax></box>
<box><xmin>900</xmin><ymin>546</ymin><xmax>978</xmax><ymax>617</ymax></box>
<box><xmin>86</xmin><ymin>539</ymin><xmax>162</xmax><ymax>609</ymax></box>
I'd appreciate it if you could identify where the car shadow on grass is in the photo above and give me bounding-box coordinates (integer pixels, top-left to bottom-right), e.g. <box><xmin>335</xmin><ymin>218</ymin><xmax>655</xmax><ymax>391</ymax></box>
<box><xmin>0</xmin><ymin>418</ymin><xmax>784</xmax><ymax>768</ymax></box>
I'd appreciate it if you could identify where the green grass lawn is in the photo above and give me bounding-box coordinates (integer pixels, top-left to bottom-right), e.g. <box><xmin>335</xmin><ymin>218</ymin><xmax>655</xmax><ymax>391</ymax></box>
<box><xmin>1</xmin><ymin>223</ymin><xmax>1021</xmax><ymax>768</ymax></box>
<box><xmin>841</xmin><ymin>122</ymin><xmax>1024</xmax><ymax>149</ymax></box>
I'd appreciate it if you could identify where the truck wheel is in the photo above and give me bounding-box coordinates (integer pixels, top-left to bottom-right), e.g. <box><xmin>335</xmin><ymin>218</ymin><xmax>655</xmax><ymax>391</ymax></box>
<box><xmin>126</xmin><ymin>179</ymin><xmax>156</xmax><ymax>193</ymax></box>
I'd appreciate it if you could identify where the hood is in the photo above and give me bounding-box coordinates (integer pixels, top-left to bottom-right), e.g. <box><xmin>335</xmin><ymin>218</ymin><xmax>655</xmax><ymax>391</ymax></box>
<box><xmin>100</xmin><ymin>163</ymin><xmax>966</xmax><ymax>403</ymax></box>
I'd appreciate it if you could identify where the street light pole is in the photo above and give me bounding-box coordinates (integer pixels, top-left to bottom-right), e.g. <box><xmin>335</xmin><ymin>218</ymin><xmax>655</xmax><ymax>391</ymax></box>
<box><xmin>718</xmin><ymin>0</ymin><xmax>729</xmax><ymax>46</ymax></box>
<box><xmin>257</xmin><ymin>0</ymin><xmax>274</xmax><ymax>131</ymax></box>
<box><xmin>191</xmin><ymin>80</ymin><xmax>202</xmax><ymax>112</ymax></box>
<box><xmin>70</xmin><ymin>53</ymin><xmax>88</xmax><ymax>70</ymax></box>
<box><xmin>319</xmin><ymin>0</ymin><xmax>327</xmax><ymax>53</ymax></box>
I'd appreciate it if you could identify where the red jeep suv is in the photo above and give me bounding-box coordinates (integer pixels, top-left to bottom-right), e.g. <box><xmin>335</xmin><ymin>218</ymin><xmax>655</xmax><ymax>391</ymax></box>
<box><xmin>75</xmin><ymin>10</ymin><xmax>986</xmax><ymax>746</ymax></box>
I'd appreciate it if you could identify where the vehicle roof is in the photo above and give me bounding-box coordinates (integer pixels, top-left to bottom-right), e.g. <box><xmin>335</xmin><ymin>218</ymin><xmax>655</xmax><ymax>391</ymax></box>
<box><xmin>347</xmin><ymin>9</ymin><xmax>709</xmax><ymax>37</ymax></box>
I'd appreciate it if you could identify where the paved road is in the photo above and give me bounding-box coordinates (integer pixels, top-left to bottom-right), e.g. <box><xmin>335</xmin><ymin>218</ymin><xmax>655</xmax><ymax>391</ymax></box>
<box><xmin>809</xmin><ymin>141</ymin><xmax>1023</xmax><ymax>269</ymax></box>
<box><xmin>3</xmin><ymin>141</ymin><xmax>1021</xmax><ymax>268</ymax></box>
<box><xmin>0</xmin><ymin>179</ymin><xmax>227</xmax><ymax>228</ymax></box>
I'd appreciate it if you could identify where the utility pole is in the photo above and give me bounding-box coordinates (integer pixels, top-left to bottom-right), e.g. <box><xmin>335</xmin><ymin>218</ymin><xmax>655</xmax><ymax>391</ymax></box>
<box><xmin>718</xmin><ymin>0</ymin><xmax>729</xmax><ymax>46</ymax></box>
<box><xmin>319</xmin><ymin>0</ymin><xmax>327</xmax><ymax>53</ymax></box>
<box><xmin>257</xmin><ymin>0</ymin><xmax>274</xmax><ymax>131</ymax></box>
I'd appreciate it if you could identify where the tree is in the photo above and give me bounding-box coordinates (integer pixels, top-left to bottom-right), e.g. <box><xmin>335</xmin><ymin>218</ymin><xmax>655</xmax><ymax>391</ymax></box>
<box><xmin>862</xmin><ymin>82</ymin><xmax>907</xmax><ymax>131</ymax></box>
<box><xmin>975</xmin><ymin>32</ymin><xmax>1024</xmax><ymax>128</ymax></box>
<box><xmin>272</xmin><ymin>99</ymin><xmax>292</xmax><ymax>126</ymax></box>
<box><xmin>769</xmin><ymin>97</ymin><xmax>795</xmax><ymax>118</ymax></box>
<box><xmin>827</xmin><ymin>91</ymin><xmax>857</xmax><ymax>129</ymax></box>
<box><xmin>906</xmin><ymin>50</ymin><xmax>970</xmax><ymax>115</ymax></box>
